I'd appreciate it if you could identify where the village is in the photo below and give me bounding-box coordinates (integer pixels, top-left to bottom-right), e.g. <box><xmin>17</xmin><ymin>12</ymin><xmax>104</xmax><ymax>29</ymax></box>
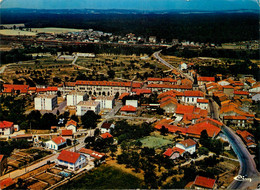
<box><xmin>0</xmin><ymin>46</ymin><xmax>259</xmax><ymax>190</ymax></box>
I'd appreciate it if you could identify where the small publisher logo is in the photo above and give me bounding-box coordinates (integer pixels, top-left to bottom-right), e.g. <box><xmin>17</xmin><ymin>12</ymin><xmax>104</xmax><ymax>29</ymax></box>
<box><xmin>234</xmin><ymin>175</ymin><xmax>251</xmax><ymax>182</ymax></box>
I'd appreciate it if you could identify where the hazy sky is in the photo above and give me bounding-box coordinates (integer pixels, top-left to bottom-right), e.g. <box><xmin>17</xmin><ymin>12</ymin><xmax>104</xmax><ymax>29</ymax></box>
<box><xmin>1</xmin><ymin>0</ymin><xmax>259</xmax><ymax>11</ymax></box>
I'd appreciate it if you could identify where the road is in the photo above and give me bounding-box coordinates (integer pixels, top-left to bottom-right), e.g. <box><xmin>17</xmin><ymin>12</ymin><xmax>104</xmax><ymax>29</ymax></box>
<box><xmin>51</xmin><ymin>100</ymin><xmax>67</xmax><ymax>115</ymax></box>
<box><xmin>153</xmin><ymin>50</ymin><xmax>194</xmax><ymax>82</ymax></box>
<box><xmin>209</xmin><ymin>98</ymin><xmax>260</xmax><ymax>189</ymax></box>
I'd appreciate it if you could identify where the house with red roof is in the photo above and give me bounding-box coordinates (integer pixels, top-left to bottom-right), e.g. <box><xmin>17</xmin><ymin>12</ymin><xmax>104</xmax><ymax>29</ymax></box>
<box><xmin>100</xmin><ymin>122</ymin><xmax>115</xmax><ymax>134</ymax></box>
<box><xmin>182</xmin><ymin>90</ymin><xmax>204</xmax><ymax>104</ymax></box>
<box><xmin>0</xmin><ymin>155</ymin><xmax>7</xmax><ymax>176</ymax></box>
<box><xmin>65</xmin><ymin>120</ymin><xmax>77</xmax><ymax>133</ymax></box>
<box><xmin>176</xmin><ymin>139</ymin><xmax>197</xmax><ymax>154</ymax></box>
<box><xmin>223</xmin><ymin>116</ymin><xmax>247</xmax><ymax>127</ymax></box>
<box><xmin>236</xmin><ymin>130</ymin><xmax>256</xmax><ymax>148</ymax></box>
<box><xmin>234</xmin><ymin>91</ymin><xmax>249</xmax><ymax>98</ymax></box>
<box><xmin>120</xmin><ymin>105</ymin><xmax>137</xmax><ymax>115</ymax></box>
<box><xmin>46</xmin><ymin>136</ymin><xmax>66</xmax><ymax>150</ymax></box>
<box><xmin>197</xmin><ymin>99</ymin><xmax>209</xmax><ymax>110</ymax></box>
<box><xmin>79</xmin><ymin>148</ymin><xmax>105</xmax><ymax>163</ymax></box>
<box><xmin>61</xmin><ymin>129</ymin><xmax>73</xmax><ymax>138</ymax></box>
<box><xmin>132</xmin><ymin>89</ymin><xmax>151</xmax><ymax>97</ymax></box>
<box><xmin>57</xmin><ymin>150</ymin><xmax>86</xmax><ymax>171</ymax></box>
<box><xmin>160</xmin><ymin>97</ymin><xmax>178</xmax><ymax>114</ymax></box>
<box><xmin>0</xmin><ymin>178</ymin><xmax>15</xmax><ymax>190</ymax></box>
<box><xmin>2</xmin><ymin>84</ymin><xmax>29</xmax><ymax>95</ymax></box>
<box><xmin>193</xmin><ymin>175</ymin><xmax>216</xmax><ymax>189</ymax></box>
<box><xmin>163</xmin><ymin>147</ymin><xmax>186</xmax><ymax>160</ymax></box>
<box><xmin>100</xmin><ymin>132</ymin><xmax>113</xmax><ymax>139</ymax></box>
<box><xmin>0</xmin><ymin>121</ymin><xmax>14</xmax><ymax>135</ymax></box>
<box><xmin>198</xmin><ymin>76</ymin><xmax>215</xmax><ymax>85</ymax></box>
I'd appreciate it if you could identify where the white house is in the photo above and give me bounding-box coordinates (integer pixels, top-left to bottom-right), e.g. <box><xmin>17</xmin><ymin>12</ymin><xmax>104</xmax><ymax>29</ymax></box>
<box><xmin>0</xmin><ymin>121</ymin><xmax>14</xmax><ymax>135</ymax></box>
<box><xmin>95</xmin><ymin>96</ymin><xmax>115</xmax><ymax>109</ymax></box>
<box><xmin>182</xmin><ymin>90</ymin><xmax>204</xmax><ymax>104</ymax></box>
<box><xmin>179</xmin><ymin>63</ymin><xmax>187</xmax><ymax>71</ymax></box>
<box><xmin>57</xmin><ymin>150</ymin><xmax>87</xmax><ymax>171</ymax></box>
<box><xmin>76</xmin><ymin>100</ymin><xmax>100</xmax><ymax>116</ymax></box>
<box><xmin>100</xmin><ymin>123</ymin><xmax>115</xmax><ymax>134</ymax></box>
<box><xmin>65</xmin><ymin>120</ymin><xmax>77</xmax><ymax>133</ymax></box>
<box><xmin>196</xmin><ymin>99</ymin><xmax>209</xmax><ymax>110</ymax></box>
<box><xmin>45</xmin><ymin>136</ymin><xmax>66</xmax><ymax>150</ymax></box>
<box><xmin>176</xmin><ymin>139</ymin><xmax>197</xmax><ymax>154</ymax></box>
<box><xmin>125</xmin><ymin>100</ymin><xmax>138</xmax><ymax>108</ymax></box>
<box><xmin>67</xmin><ymin>91</ymin><xmax>88</xmax><ymax>106</ymax></box>
<box><xmin>34</xmin><ymin>95</ymin><xmax>57</xmax><ymax>111</ymax></box>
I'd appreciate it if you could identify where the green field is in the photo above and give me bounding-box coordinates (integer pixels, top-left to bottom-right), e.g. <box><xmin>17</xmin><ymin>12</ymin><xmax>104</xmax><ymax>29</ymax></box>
<box><xmin>0</xmin><ymin>29</ymin><xmax>37</xmax><ymax>36</ymax></box>
<box><xmin>31</xmin><ymin>27</ymin><xmax>83</xmax><ymax>34</ymax></box>
<box><xmin>59</xmin><ymin>165</ymin><xmax>142</xmax><ymax>189</ymax></box>
<box><xmin>139</xmin><ymin>136</ymin><xmax>173</xmax><ymax>149</ymax></box>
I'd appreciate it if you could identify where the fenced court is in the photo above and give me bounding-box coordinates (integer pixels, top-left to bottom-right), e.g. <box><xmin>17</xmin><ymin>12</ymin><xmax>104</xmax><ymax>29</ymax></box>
<box><xmin>138</xmin><ymin>136</ymin><xmax>174</xmax><ymax>149</ymax></box>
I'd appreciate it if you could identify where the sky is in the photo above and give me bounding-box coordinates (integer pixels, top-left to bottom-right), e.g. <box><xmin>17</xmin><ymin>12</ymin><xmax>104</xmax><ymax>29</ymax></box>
<box><xmin>1</xmin><ymin>0</ymin><xmax>259</xmax><ymax>11</ymax></box>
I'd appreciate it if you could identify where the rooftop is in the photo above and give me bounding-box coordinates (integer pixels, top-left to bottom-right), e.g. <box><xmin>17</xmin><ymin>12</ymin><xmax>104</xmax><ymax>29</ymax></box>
<box><xmin>57</xmin><ymin>150</ymin><xmax>81</xmax><ymax>164</ymax></box>
<box><xmin>77</xmin><ymin>100</ymin><xmax>100</xmax><ymax>107</ymax></box>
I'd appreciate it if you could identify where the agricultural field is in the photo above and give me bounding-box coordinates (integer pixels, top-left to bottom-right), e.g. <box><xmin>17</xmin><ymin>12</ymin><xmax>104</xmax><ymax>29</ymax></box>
<box><xmin>76</xmin><ymin>54</ymin><xmax>167</xmax><ymax>81</ymax></box>
<box><xmin>138</xmin><ymin>135</ymin><xmax>174</xmax><ymax>149</ymax></box>
<box><xmin>58</xmin><ymin>165</ymin><xmax>142</xmax><ymax>189</ymax></box>
<box><xmin>0</xmin><ymin>29</ymin><xmax>37</xmax><ymax>36</ymax></box>
<box><xmin>30</xmin><ymin>27</ymin><xmax>83</xmax><ymax>34</ymax></box>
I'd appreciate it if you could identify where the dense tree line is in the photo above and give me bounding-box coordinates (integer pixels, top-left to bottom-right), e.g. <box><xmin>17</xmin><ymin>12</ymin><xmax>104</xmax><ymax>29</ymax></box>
<box><xmin>1</xmin><ymin>9</ymin><xmax>259</xmax><ymax>43</ymax></box>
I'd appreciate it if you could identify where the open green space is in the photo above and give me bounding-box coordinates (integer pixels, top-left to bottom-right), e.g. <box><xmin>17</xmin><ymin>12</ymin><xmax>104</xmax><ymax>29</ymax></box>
<box><xmin>31</xmin><ymin>27</ymin><xmax>83</xmax><ymax>34</ymax></box>
<box><xmin>59</xmin><ymin>165</ymin><xmax>142</xmax><ymax>189</ymax></box>
<box><xmin>0</xmin><ymin>29</ymin><xmax>37</xmax><ymax>36</ymax></box>
<box><xmin>138</xmin><ymin>135</ymin><xmax>173</xmax><ymax>149</ymax></box>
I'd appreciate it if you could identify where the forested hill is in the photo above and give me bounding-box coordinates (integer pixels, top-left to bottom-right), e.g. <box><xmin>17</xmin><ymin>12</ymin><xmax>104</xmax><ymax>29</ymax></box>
<box><xmin>1</xmin><ymin>9</ymin><xmax>259</xmax><ymax>43</ymax></box>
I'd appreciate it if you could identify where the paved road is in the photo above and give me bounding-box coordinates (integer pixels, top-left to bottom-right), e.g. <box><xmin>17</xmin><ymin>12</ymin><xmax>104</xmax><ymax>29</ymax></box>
<box><xmin>153</xmin><ymin>50</ymin><xmax>194</xmax><ymax>82</ymax></box>
<box><xmin>52</xmin><ymin>100</ymin><xmax>67</xmax><ymax>115</ymax></box>
<box><xmin>209</xmin><ymin>98</ymin><xmax>260</xmax><ymax>189</ymax></box>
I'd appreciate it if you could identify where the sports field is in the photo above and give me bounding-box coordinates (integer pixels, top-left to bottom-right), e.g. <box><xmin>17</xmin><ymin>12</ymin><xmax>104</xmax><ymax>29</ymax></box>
<box><xmin>139</xmin><ymin>136</ymin><xmax>173</xmax><ymax>149</ymax></box>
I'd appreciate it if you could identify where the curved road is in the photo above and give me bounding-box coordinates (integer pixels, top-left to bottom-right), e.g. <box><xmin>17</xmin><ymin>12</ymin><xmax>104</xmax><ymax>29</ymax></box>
<box><xmin>155</xmin><ymin>53</ymin><xmax>260</xmax><ymax>189</ymax></box>
<box><xmin>209</xmin><ymin>99</ymin><xmax>260</xmax><ymax>189</ymax></box>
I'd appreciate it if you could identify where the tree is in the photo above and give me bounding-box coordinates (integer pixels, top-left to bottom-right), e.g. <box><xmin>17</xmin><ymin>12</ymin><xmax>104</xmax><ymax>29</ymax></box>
<box><xmin>156</xmin><ymin>107</ymin><xmax>165</xmax><ymax>115</ymax></box>
<box><xmin>107</xmin><ymin>70</ymin><xmax>115</xmax><ymax>79</ymax></box>
<box><xmin>198</xmin><ymin>147</ymin><xmax>209</xmax><ymax>155</ymax></box>
<box><xmin>81</xmin><ymin>111</ymin><xmax>100</xmax><ymax>129</ymax></box>
<box><xmin>160</xmin><ymin>125</ymin><xmax>169</xmax><ymax>136</ymax></box>
<box><xmin>66</xmin><ymin>139</ymin><xmax>72</xmax><ymax>146</ymax></box>
<box><xmin>84</xmin><ymin>136</ymin><xmax>95</xmax><ymax>147</ymax></box>
<box><xmin>200</xmin><ymin>130</ymin><xmax>210</xmax><ymax>147</ymax></box>
<box><xmin>71</xmin><ymin>114</ymin><xmax>79</xmax><ymax>123</ymax></box>
<box><xmin>110</xmin><ymin>145</ymin><xmax>117</xmax><ymax>159</ymax></box>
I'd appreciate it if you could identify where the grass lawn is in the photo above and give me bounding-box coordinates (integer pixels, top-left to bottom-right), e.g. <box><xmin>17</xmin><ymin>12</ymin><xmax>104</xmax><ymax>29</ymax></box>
<box><xmin>31</xmin><ymin>27</ymin><xmax>83</xmax><ymax>34</ymax></box>
<box><xmin>0</xmin><ymin>29</ymin><xmax>37</xmax><ymax>36</ymax></box>
<box><xmin>139</xmin><ymin>135</ymin><xmax>174</xmax><ymax>149</ymax></box>
<box><xmin>60</xmin><ymin>165</ymin><xmax>142</xmax><ymax>189</ymax></box>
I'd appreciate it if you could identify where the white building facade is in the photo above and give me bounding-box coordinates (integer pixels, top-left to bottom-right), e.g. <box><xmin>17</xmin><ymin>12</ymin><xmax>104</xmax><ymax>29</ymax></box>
<box><xmin>76</xmin><ymin>101</ymin><xmax>100</xmax><ymax>116</ymax></box>
<box><xmin>34</xmin><ymin>95</ymin><xmax>57</xmax><ymax>111</ymax></box>
<box><xmin>67</xmin><ymin>91</ymin><xmax>88</xmax><ymax>106</ymax></box>
<box><xmin>95</xmin><ymin>96</ymin><xmax>115</xmax><ymax>109</ymax></box>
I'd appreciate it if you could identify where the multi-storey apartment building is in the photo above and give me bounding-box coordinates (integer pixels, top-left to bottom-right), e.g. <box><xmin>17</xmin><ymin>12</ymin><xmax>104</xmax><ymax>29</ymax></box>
<box><xmin>34</xmin><ymin>95</ymin><xmax>57</xmax><ymax>111</ymax></box>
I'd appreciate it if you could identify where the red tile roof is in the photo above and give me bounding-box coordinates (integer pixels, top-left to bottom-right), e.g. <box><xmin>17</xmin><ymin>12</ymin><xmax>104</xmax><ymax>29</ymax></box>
<box><xmin>224</xmin><ymin>116</ymin><xmax>247</xmax><ymax>120</ymax></box>
<box><xmin>197</xmin><ymin>99</ymin><xmax>209</xmax><ymax>103</ymax></box>
<box><xmin>172</xmin><ymin>147</ymin><xmax>186</xmax><ymax>155</ymax></box>
<box><xmin>147</xmin><ymin>84</ymin><xmax>192</xmax><ymax>90</ymax></box>
<box><xmin>175</xmin><ymin>104</ymin><xmax>195</xmax><ymax>115</ymax></box>
<box><xmin>75</xmin><ymin>80</ymin><xmax>142</xmax><ymax>88</ymax></box>
<box><xmin>132</xmin><ymin>89</ymin><xmax>151</xmax><ymax>95</ymax></box>
<box><xmin>163</xmin><ymin>148</ymin><xmax>174</xmax><ymax>157</ymax></box>
<box><xmin>188</xmin><ymin>122</ymin><xmax>221</xmax><ymax>138</ymax></box>
<box><xmin>194</xmin><ymin>176</ymin><xmax>216</xmax><ymax>189</ymax></box>
<box><xmin>234</xmin><ymin>91</ymin><xmax>249</xmax><ymax>95</ymax></box>
<box><xmin>178</xmin><ymin>139</ymin><xmax>197</xmax><ymax>147</ymax></box>
<box><xmin>147</xmin><ymin>77</ymin><xmax>176</xmax><ymax>83</ymax></box>
<box><xmin>52</xmin><ymin>136</ymin><xmax>66</xmax><ymax>145</ymax></box>
<box><xmin>57</xmin><ymin>150</ymin><xmax>81</xmax><ymax>164</ymax></box>
<box><xmin>160</xmin><ymin>98</ymin><xmax>178</xmax><ymax>108</ymax></box>
<box><xmin>61</xmin><ymin>129</ymin><xmax>73</xmax><ymax>136</ymax></box>
<box><xmin>119</xmin><ymin>93</ymin><xmax>130</xmax><ymax>100</ymax></box>
<box><xmin>46</xmin><ymin>86</ymin><xmax>58</xmax><ymax>91</ymax></box>
<box><xmin>0</xmin><ymin>155</ymin><xmax>4</xmax><ymax>162</ymax></box>
<box><xmin>198</xmin><ymin>77</ymin><xmax>215</xmax><ymax>82</ymax></box>
<box><xmin>79</xmin><ymin>148</ymin><xmax>105</xmax><ymax>159</ymax></box>
<box><xmin>3</xmin><ymin>84</ymin><xmax>29</xmax><ymax>94</ymax></box>
<box><xmin>121</xmin><ymin>105</ymin><xmax>137</xmax><ymax>112</ymax></box>
<box><xmin>0</xmin><ymin>178</ymin><xmax>15</xmax><ymax>189</ymax></box>
<box><xmin>100</xmin><ymin>132</ymin><xmax>113</xmax><ymax>139</ymax></box>
<box><xmin>0</xmin><ymin>121</ymin><xmax>14</xmax><ymax>129</ymax></box>
<box><xmin>66</xmin><ymin>120</ymin><xmax>77</xmax><ymax>127</ymax></box>
<box><xmin>184</xmin><ymin>90</ymin><xmax>204</xmax><ymax>97</ymax></box>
